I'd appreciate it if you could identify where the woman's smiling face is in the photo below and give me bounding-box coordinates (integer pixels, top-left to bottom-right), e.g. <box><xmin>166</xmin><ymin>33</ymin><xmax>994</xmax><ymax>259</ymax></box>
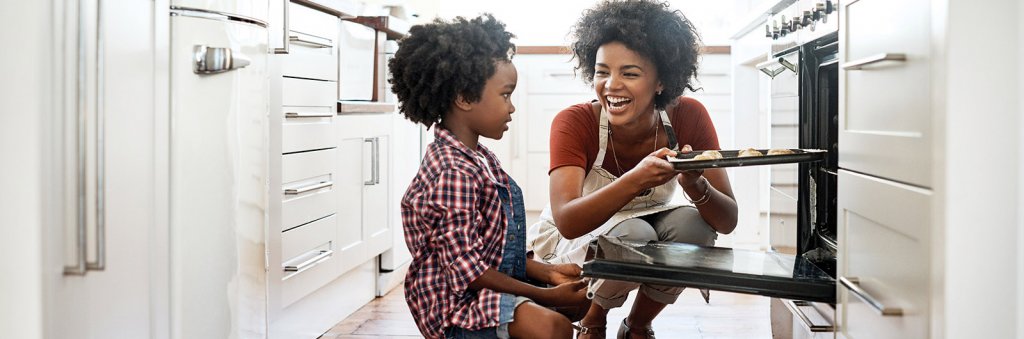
<box><xmin>593</xmin><ymin>41</ymin><xmax>663</xmax><ymax>126</ymax></box>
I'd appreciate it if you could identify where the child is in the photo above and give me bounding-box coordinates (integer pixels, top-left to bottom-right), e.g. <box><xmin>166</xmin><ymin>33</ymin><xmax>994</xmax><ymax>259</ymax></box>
<box><xmin>390</xmin><ymin>14</ymin><xmax>589</xmax><ymax>339</ymax></box>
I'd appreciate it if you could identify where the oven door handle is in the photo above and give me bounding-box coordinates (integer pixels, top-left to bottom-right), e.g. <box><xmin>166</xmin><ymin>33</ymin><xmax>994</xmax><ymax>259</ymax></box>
<box><xmin>756</xmin><ymin>56</ymin><xmax>798</xmax><ymax>78</ymax></box>
<box><xmin>841</xmin><ymin>53</ymin><xmax>906</xmax><ymax>70</ymax></box>
<box><xmin>839</xmin><ymin>276</ymin><xmax>904</xmax><ymax>316</ymax></box>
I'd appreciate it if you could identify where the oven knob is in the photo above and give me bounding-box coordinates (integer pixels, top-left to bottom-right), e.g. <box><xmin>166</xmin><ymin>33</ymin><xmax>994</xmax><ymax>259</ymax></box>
<box><xmin>765</xmin><ymin>24</ymin><xmax>772</xmax><ymax>38</ymax></box>
<box><xmin>814</xmin><ymin>3</ymin><xmax>824</xmax><ymax>21</ymax></box>
<box><xmin>803</xmin><ymin>11</ymin><xmax>813</xmax><ymax>25</ymax></box>
<box><xmin>825</xmin><ymin>0</ymin><xmax>835</xmax><ymax>15</ymax></box>
<box><xmin>790</xmin><ymin>19</ymin><xmax>800</xmax><ymax>32</ymax></box>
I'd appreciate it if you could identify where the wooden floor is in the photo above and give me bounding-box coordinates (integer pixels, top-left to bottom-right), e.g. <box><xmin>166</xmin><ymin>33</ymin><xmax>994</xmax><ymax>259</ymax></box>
<box><xmin>320</xmin><ymin>285</ymin><xmax>771</xmax><ymax>339</ymax></box>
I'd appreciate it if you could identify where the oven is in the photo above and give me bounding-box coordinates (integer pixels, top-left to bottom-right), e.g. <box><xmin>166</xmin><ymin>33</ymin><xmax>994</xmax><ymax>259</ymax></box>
<box><xmin>761</xmin><ymin>0</ymin><xmax>840</xmax><ymax>285</ymax></box>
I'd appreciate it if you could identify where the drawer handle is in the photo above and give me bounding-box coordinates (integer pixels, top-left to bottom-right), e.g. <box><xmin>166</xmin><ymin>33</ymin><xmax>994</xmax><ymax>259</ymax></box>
<box><xmin>284</xmin><ymin>249</ymin><xmax>334</xmax><ymax>273</ymax></box>
<box><xmin>841</xmin><ymin>53</ymin><xmax>906</xmax><ymax>70</ymax></box>
<box><xmin>289</xmin><ymin>34</ymin><xmax>333</xmax><ymax>49</ymax></box>
<box><xmin>284</xmin><ymin>181</ymin><xmax>332</xmax><ymax>195</ymax></box>
<box><xmin>364</xmin><ymin>137</ymin><xmax>380</xmax><ymax>185</ymax></box>
<box><xmin>783</xmin><ymin>300</ymin><xmax>835</xmax><ymax>332</ymax></box>
<box><xmin>839</xmin><ymin>276</ymin><xmax>904</xmax><ymax>316</ymax></box>
<box><xmin>285</xmin><ymin>111</ymin><xmax>334</xmax><ymax>118</ymax></box>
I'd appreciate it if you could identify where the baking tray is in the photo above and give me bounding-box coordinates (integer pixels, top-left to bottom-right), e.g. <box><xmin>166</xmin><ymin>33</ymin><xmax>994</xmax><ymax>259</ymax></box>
<box><xmin>669</xmin><ymin>148</ymin><xmax>826</xmax><ymax>171</ymax></box>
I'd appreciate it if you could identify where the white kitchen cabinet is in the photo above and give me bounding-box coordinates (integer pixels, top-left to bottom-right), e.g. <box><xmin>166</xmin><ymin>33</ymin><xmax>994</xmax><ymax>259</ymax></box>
<box><xmin>837</xmin><ymin>170</ymin><xmax>931</xmax><ymax>339</ymax></box>
<box><xmin>336</xmin><ymin>112</ymin><xmax>395</xmax><ymax>274</ymax></box>
<box><xmin>839</xmin><ymin>0</ymin><xmax>932</xmax><ymax>188</ymax></box>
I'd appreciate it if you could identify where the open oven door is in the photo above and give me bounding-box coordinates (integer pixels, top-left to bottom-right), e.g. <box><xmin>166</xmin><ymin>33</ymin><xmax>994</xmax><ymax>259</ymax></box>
<box><xmin>582</xmin><ymin>236</ymin><xmax>835</xmax><ymax>303</ymax></box>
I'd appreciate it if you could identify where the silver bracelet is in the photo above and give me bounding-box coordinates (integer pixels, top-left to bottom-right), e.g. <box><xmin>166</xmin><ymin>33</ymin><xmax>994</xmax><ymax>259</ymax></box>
<box><xmin>685</xmin><ymin>177</ymin><xmax>711</xmax><ymax>206</ymax></box>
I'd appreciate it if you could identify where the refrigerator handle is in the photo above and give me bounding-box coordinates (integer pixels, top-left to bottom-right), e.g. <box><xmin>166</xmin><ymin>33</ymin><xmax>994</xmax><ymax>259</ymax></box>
<box><xmin>65</xmin><ymin>0</ymin><xmax>106</xmax><ymax>276</ymax></box>
<box><xmin>193</xmin><ymin>45</ymin><xmax>251</xmax><ymax>75</ymax></box>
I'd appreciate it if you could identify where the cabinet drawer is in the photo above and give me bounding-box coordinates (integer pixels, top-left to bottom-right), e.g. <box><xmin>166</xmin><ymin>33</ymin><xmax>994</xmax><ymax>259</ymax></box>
<box><xmin>282</xmin><ymin>106</ymin><xmax>335</xmax><ymax>153</ymax></box>
<box><xmin>283</xmin><ymin>149</ymin><xmax>336</xmax><ymax>228</ymax></box>
<box><xmin>288</xmin><ymin>2</ymin><xmax>337</xmax><ymax>44</ymax></box>
<box><xmin>282</xmin><ymin>78</ymin><xmax>335</xmax><ymax>108</ymax></box>
<box><xmin>281</xmin><ymin>214</ymin><xmax>339</xmax><ymax>307</ymax></box>
<box><xmin>838</xmin><ymin>170</ymin><xmax>931</xmax><ymax>339</ymax></box>
<box><xmin>840</xmin><ymin>0</ymin><xmax>932</xmax><ymax>188</ymax></box>
<box><xmin>282</xmin><ymin>148</ymin><xmax>333</xmax><ymax>183</ymax></box>
<box><xmin>283</xmin><ymin>42</ymin><xmax>338</xmax><ymax>81</ymax></box>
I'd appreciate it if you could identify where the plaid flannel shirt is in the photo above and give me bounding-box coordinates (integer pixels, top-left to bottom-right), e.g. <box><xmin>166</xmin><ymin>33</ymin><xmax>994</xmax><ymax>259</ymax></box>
<box><xmin>401</xmin><ymin>127</ymin><xmax>512</xmax><ymax>338</ymax></box>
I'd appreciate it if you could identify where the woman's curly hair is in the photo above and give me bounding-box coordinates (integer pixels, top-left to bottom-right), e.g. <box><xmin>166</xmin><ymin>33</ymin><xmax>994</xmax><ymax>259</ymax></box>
<box><xmin>388</xmin><ymin>14</ymin><xmax>516</xmax><ymax>128</ymax></box>
<box><xmin>570</xmin><ymin>0</ymin><xmax>703</xmax><ymax>110</ymax></box>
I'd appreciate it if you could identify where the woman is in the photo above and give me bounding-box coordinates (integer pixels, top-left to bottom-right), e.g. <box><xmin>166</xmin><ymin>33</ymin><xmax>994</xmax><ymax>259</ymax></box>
<box><xmin>526</xmin><ymin>1</ymin><xmax>738</xmax><ymax>338</ymax></box>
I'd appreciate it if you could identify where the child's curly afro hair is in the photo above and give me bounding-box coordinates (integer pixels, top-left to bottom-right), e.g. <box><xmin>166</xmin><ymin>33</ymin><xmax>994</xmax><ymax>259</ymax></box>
<box><xmin>388</xmin><ymin>14</ymin><xmax>516</xmax><ymax>128</ymax></box>
<box><xmin>570</xmin><ymin>0</ymin><xmax>703</xmax><ymax>110</ymax></box>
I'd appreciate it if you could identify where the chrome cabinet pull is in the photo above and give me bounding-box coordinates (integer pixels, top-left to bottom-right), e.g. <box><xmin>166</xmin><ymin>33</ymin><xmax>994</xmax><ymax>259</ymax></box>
<box><xmin>284</xmin><ymin>111</ymin><xmax>334</xmax><ymax>118</ymax></box>
<box><xmin>784</xmin><ymin>300</ymin><xmax>835</xmax><ymax>332</ymax></box>
<box><xmin>284</xmin><ymin>181</ymin><xmax>333</xmax><ymax>195</ymax></box>
<box><xmin>839</xmin><ymin>276</ymin><xmax>904</xmax><ymax>316</ymax></box>
<box><xmin>364</xmin><ymin>137</ymin><xmax>380</xmax><ymax>185</ymax></box>
<box><xmin>193</xmin><ymin>45</ymin><xmax>250</xmax><ymax>74</ymax></box>
<box><xmin>289</xmin><ymin>33</ymin><xmax>333</xmax><ymax>49</ymax></box>
<box><xmin>283</xmin><ymin>249</ymin><xmax>334</xmax><ymax>274</ymax></box>
<box><xmin>65</xmin><ymin>0</ymin><xmax>106</xmax><ymax>275</ymax></box>
<box><xmin>841</xmin><ymin>53</ymin><xmax>906</xmax><ymax>70</ymax></box>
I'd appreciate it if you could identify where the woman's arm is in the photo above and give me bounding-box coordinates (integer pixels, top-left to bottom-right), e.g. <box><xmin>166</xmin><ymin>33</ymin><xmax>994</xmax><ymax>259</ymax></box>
<box><xmin>550</xmin><ymin>148</ymin><xmax>680</xmax><ymax>239</ymax></box>
<box><xmin>678</xmin><ymin>166</ymin><xmax>738</xmax><ymax>234</ymax></box>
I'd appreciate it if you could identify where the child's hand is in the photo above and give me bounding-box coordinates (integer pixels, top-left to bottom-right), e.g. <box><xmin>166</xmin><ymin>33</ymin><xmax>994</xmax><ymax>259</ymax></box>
<box><xmin>547</xmin><ymin>263</ymin><xmax>583</xmax><ymax>285</ymax></box>
<box><xmin>537</xmin><ymin>280</ymin><xmax>588</xmax><ymax>307</ymax></box>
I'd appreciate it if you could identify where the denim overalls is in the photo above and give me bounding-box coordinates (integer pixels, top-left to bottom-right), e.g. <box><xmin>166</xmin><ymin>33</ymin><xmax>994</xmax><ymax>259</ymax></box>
<box><xmin>445</xmin><ymin>176</ymin><xmax>528</xmax><ymax>339</ymax></box>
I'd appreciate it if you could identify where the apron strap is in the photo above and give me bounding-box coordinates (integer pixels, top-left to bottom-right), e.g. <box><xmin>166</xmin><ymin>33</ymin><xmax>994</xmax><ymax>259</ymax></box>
<box><xmin>595</xmin><ymin>106</ymin><xmax>610</xmax><ymax>168</ymax></box>
<box><xmin>659</xmin><ymin>109</ymin><xmax>679</xmax><ymax>151</ymax></box>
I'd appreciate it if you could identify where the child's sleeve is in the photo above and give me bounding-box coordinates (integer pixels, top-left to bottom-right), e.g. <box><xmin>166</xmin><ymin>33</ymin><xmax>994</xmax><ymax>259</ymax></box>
<box><xmin>425</xmin><ymin>169</ymin><xmax>489</xmax><ymax>297</ymax></box>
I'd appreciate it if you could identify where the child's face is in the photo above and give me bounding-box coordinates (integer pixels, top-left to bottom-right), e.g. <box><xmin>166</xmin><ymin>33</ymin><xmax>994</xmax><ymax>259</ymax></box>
<box><xmin>468</xmin><ymin>61</ymin><xmax>518</xmax><ymax>140</ymax></box>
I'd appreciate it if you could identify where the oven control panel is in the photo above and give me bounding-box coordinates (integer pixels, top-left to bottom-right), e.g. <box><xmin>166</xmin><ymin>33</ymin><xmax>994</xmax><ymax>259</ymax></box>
<box><xmin>767</xmin><ymin>0</ymin><xmax>839</xmax><ymax>47</ymax></box>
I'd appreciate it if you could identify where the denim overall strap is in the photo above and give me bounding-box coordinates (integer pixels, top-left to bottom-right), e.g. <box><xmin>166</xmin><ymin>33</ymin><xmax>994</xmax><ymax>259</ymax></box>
<box><xmin>495</xmin><ymin>178</ymin><xmax>527</xmax><ymax>324</ymax></box>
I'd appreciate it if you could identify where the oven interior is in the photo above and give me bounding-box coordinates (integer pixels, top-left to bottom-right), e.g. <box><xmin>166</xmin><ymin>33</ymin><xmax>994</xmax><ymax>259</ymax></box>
<box><xmin>796</xmin><ymin>33</ymin><xmax>839</xmax><ymax>279</ymax></box>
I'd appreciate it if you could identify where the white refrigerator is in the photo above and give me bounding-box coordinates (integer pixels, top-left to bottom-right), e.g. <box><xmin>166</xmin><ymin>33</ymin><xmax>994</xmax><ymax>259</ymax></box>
<box><xmin>169</xmin><ymin>2</ymin><xmax>269</xmax><ymax>338</ymax></box>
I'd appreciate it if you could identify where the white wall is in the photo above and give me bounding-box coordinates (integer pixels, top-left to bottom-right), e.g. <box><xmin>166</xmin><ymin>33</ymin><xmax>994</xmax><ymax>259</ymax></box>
<box><xmin>1019</xmin><ymin>0</ymin><xmax>1024</xmax><ymax>334</ymax></box>
<box><xmin>0</xmin><ymin>1</ymin><xmax>49</xmax><ymax>338</ymax></box>
<box><xmin>945</xmin><ymin>0</ymin><xmax>1020</xmax><ymax>338</ymax></box>
<box><xmin>436</xmin><ymin>0</ymin><xmax>736</xmax><ymax>46</ymax></box>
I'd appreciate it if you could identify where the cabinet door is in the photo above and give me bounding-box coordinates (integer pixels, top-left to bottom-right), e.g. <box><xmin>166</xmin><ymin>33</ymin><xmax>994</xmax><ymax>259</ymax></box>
<box><xmin>363</xmin><ymin>133</ymin><xmax>392</xmax><ymax>256</ymax></box>
<box><xmin>837</xmin><ymin>170</ymin><xmax>930</xmax><ymax>339</ymax></box>
<box><xmin>336</xmin><ymin>136</ymin><xmax>367</xmax><ymax>275</ymax></box>
<box><xmin>840</xmin><ymin>0</ymin><xmax>932</xmax><ymax>188</ymax></box>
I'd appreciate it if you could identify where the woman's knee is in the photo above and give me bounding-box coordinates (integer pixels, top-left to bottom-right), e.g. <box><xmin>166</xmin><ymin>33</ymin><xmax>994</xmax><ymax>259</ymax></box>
<box><xmin>654</xmin><ymin>207</ymin><xmax>717</xmax><ymax>245</ymax></box>
<box><xmin>607</xmin><ymin>218</ymin><xmax>658</xmax><ymax>243</ymax></box>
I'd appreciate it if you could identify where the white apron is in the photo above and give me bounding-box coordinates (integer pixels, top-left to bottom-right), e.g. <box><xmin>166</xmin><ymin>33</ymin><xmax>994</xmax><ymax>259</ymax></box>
<box><xmin>527</xmin><ymin>107</ymin><xmax>691</xmax><ymax>265</ymax></box>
